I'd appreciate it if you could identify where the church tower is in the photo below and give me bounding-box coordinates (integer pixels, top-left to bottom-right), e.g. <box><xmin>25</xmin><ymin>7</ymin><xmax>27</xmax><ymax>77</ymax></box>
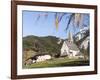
<box><xmin>68</xmin><ymin>31</ymin><xmax>73</xmax><ymax>43</ymax></box>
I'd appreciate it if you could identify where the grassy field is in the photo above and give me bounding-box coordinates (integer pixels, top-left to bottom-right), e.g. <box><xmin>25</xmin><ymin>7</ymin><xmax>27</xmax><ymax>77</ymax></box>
<box><xmin>23</xmin><ymin>57</ymin><xmax>89</xmax><ymax>69</ymax></box>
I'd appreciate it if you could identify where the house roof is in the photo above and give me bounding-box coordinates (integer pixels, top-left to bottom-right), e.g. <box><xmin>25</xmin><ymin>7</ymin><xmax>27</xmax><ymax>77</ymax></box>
<box><xmin>65</xmin><ymin>40</ymin><xmax>79</xmax><ymax>51</ymax></box>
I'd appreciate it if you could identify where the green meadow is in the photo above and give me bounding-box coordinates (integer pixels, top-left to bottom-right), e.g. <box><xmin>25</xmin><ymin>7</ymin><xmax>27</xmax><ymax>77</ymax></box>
<box><xmin>23</xmin><ymin>57</ymin><xmax>89</xmax><ymax>68</ymax></box>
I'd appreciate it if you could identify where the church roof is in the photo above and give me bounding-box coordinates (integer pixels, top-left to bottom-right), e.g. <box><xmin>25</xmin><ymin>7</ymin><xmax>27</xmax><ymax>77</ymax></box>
<box><xmin>65</xmin><ymin>40</ymin><xmax>79</xmax><ymax>51</ymax></box>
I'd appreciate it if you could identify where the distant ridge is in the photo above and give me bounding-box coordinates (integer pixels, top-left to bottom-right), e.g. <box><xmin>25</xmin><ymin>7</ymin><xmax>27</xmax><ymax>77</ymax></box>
<box><xmin>23</xmin><ymin>35</ymin><xmax>63</xmax><ymax>56</ymax></box>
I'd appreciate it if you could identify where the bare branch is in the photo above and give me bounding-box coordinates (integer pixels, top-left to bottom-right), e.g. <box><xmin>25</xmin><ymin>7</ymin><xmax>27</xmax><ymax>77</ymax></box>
<box><xmin>36</xmin><ymin>14</ymin><xmax>40</xmax><ymax>22</ymax></box>
<box><xmin>58</xmin><ymin>13</ymin><xmax>66</xmax><ymax>23</ymax></box>
<box><xmin>66</xmin><ymin>13</ymin><xmax>75</xmax><ymax>31</ymax></box>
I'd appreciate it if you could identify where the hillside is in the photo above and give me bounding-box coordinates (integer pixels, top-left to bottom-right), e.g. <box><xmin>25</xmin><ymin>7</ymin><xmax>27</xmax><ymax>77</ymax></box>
<box><xmin>23</xmin><ymin>35</ymin><xmax>63</xmax><ymax>56</ymax></box>
<box><xmin>73</xmin><ymin>28</ymin><xmax>90</xmax><ymax>59</ymax></box>
<box><xmin>73</xmin><ymin>27</ymin><xmax>89</xmax><ymax>49</ymax></box>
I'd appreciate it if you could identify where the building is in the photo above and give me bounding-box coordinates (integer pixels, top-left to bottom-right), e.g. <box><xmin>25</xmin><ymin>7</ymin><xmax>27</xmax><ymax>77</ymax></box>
<box><xmin>61</xmin><ymin>40</ymin><xmax>80</xmax><ymax>57</ymax></box>
<box><xmin>60</xmin><ymin>31</ymin><xmax>80</xmax><ymax>58</ymax></box>
<box><xmin>25</xmin><ymin>53</ymin><xmax>52</xmax><ymax>65</ymax></box>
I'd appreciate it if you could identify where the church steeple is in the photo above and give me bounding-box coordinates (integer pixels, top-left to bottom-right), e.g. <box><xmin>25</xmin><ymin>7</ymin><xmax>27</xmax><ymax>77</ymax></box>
<box><xmin>68</xmin><ymin>30</ymin><xmax>73</xmax><ymax>43</ymax></box>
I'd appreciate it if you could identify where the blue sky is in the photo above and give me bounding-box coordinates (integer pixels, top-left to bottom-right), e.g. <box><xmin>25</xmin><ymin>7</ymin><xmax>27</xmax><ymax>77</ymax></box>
<box><xmin>22</xmin><ymin>10</ymin><xmax>90</xmax><ymax>39</ymax></box>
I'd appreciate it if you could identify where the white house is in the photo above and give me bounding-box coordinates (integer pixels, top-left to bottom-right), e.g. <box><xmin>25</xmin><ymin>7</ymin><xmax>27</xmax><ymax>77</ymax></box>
<box><xmin>25</xmin><ymin>54</ymin><xmax>52</xmax><ymax>65</ymax></box>
<box><xmin>36</xmin><ymin>54</ymin><xmax>51</xmax><ymax>62</ymax></box>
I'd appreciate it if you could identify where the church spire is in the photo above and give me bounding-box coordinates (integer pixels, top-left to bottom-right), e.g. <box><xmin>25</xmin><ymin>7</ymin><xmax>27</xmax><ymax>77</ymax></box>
<box><xmin>68</xmin><ymin>30</ymin><xmax>73</xmax><ymax>43</ymax></box>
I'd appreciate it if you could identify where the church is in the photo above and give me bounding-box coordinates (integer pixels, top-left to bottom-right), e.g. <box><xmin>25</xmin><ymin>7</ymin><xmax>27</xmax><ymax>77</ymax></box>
<box><xmin>60</xmin><ymin>31</ymin><xmax>81</xmax><ymax>58</ymax></box>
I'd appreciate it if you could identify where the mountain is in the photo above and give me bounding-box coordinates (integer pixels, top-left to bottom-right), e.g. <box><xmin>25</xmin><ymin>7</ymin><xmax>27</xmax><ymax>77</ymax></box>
<box><xmin>23</xmin><ymin>35</ymin><xmax>63</xmax><ymax>56</ymax></box>
<box><xmin>73</xmin><ymin>27</ymin><xmax>90</xmax><ymax>50</ymax></box>
<box><xmin>80</xmin><ymin>36</ymin><xmax>89</xmax><ymax>49</ymax></box>
<box><xmin>74</xmin><ymin>27</ymin><xmax>89</xmax><ymax>41</ymax></box>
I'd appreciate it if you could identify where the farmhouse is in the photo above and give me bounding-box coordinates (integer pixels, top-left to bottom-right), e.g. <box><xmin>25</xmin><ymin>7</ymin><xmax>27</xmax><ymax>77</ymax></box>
<box><xmin>35</xmin><ymin>54</ymin><xmax>52</xmax><ymax>62</ymax></box>
<box><xmin>25</xmin><ymin>53</ymin><xmax>52</xmax><ymax>65</ymax></box>
<box><xmin>61</xmin><ymin>31</ymin><xmax>81</xmax><ymax>58</ymax></box>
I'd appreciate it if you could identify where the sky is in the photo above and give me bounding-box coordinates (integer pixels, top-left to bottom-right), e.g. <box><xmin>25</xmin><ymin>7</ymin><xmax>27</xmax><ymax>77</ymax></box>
<box><xmin>22</xmin><ymin>10</ymin><xmax>90</xmax><ymax>39</ymax></box>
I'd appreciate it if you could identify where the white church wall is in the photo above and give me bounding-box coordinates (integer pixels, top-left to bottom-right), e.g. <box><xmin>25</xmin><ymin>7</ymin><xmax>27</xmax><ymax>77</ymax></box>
<box><xmin>69</xmin><ymin>50</ymin><xmax>80</xmax><ymax>56</ymax></box>
<box><xmin>61</xmin><ymin>41</ymin><xmax>69</xmax><ymax>56</ymax></box>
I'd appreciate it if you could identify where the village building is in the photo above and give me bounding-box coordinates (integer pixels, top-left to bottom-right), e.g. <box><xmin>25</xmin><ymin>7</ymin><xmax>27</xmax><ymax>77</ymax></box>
<box><xmin>61</xmin><ymin>40</ymin><xmax>80</xmax><ymax>57</ymax></box>
<box><xmin>25</xmin><ymin>53</ymin><xmax>52</xmax><ymax>65</ymax></box>
<box><xmin>36</xmin><ymin>54</ymin><xmax>52</xmax><ymax>62</ymax></box>
<box><xmin>61</xmin><ymin>31</ymin><xmax>82</xmax><ymax>58</ymax></box>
